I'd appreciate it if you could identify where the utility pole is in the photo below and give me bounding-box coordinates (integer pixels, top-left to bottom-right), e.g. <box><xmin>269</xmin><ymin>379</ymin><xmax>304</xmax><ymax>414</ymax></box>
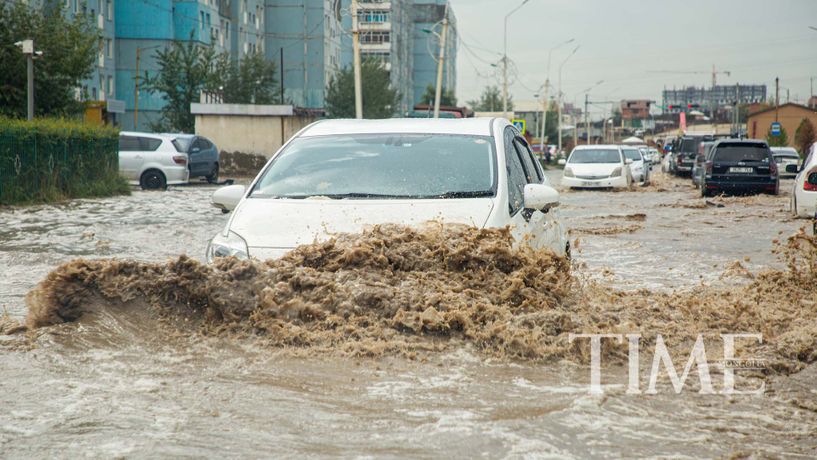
<box><xmin>584</xmin><ymin>94</ymin><xmax>589</xmax><ymax>145</ymax></box>
<box><xmin>557</xmin><ymin>45</ymin><xmax>579</xmax><ymax>156</ymax></box>
<box><xmin>539</xmin><ymin>38</ymin><xmax>575</xmax><ymax>157</ymax></box>
<box><xmin>432</xmin><ymin>3</ymin><xmax>449</xmax><ymax>119</ymax></box>
<box><xmin>134</xmin><ymin>47</ymin><xmax>141</xmax><ymax>129</ymax></box>
<box><xmin>775</xmin><ymin>77</ymin><xmax>780</xmax><ymax>122</ymax></box>
<box><xmin>351</xmin><ymin>0</ymin><xmax>363</xmax><ymax>119</ymax></box>
<box><xmin>502</xmin><ymin>0</ymin><xmax>530</xmax><ymax>119</ymax></box>
<box><xmin>16</xmin><ymin>40</ymin><xmax>36</xmax><ymax>120</ymax></box>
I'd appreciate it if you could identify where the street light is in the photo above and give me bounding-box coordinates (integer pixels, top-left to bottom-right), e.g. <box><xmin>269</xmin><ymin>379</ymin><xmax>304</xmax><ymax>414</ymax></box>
<box><xmin>582</xmin><ymin>80</ymin><xmax>604</xmax><ymax>144</ymax></box>
<box><xmin>15</xmin><ymin>40</ymin><xmax>43</xmax><ymax>121</ymax></box>
<box><xmin>502</xmin><ymin>0</ymin><xmax>530</xmax><ymax>119</ymax></box>
<box><xmin>557</xmin><ymin>44</ymin><xmax>580</xmax><ymax>155</ymax></box>
<box><xmin>539</xmin><ymin>38</ymin><xmax>575</xmax><ymax>157</ymax></box>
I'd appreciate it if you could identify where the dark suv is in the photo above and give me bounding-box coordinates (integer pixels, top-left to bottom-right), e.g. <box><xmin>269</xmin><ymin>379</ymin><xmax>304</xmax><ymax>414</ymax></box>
<box><xmin>700</xmin><ymin>140</ymin><xmax>779</xmax><ymax>197</ymax></box>
<box><xmin>674</xmin><ymin>135</ymin><xmax>711</xmax><ymax>176</ymax></box>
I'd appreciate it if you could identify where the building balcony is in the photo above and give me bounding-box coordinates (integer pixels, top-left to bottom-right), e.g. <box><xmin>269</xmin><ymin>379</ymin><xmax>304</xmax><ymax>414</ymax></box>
<box><xmin>359</xmin><ymin>22</ymin><xmax>391</xmax><ymax>31</ymax></box>
<box><xmin>360</xmin><ymin>43</ymin><xmax>391</xmax><ymax>52</ymax></box>
<box><xmin>360</xmin><ymin>2</ymin><xmax>391</xmax><ymax>10</ymax></box>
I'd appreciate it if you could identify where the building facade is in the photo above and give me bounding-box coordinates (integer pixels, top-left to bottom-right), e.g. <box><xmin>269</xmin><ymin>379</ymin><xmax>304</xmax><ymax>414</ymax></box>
<box><xmin>265</xmin><ymin>0</ymin><xmax>343</xmax><ymax>109</ymax></box>
<box><xmin>747</xmin><ymin>103</ymin><xmax>817</xmax><ymax>148</ymax></box>
<box><xmin>662</xmin><ymin>85</ymin><xmax>766</xmax><ymax>114</ymax></box>
<box><xmin>114</xmin><ymin>0</ymin><xmax>233</xmax><ymax>130</ymax></box>
<box><xmin>411</xmin><ymin>0</ymin><xmax>456</xmax><ymax>110</ymax></box>
<box><xmin>231</xmin><ymin>0</ymin><xmax>265</xmax><ymax>58</ymax></box>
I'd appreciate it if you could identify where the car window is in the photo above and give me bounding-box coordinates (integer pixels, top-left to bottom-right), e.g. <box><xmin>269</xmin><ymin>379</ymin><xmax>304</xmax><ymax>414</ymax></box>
<box><xmin>623</xmin><ymin>149</ymin><xmax>642</xmax><ymax>161</ymax></box>
<box><xmin>138</xmin><ymin>137</ymin><xmax>162</xmax><ymax>151</ymax></box>
<box><xmin>201</xmin><ymin>138</ymin><xmax>213</xmax><ymax>150</ymax></box>
<box><xmin>713</xmin><ymin>144</ymin><xmax>770</xmax><ymax>163</ymax></box>
<box><xmin>569</xmin><ymin>149</ymin><xmax>621</xmax><ymax>164</ymax></box>
<box><xmin>251</xmin><ymin>133</ymin><xmax>497</xmax><ymax>199</ymax></box>
<box><xmin>513</xmin><ymin>137</ymin><xmax>542</xmax><ymax>183</ymax></box>
<box><xmin>191</xmin><ymin>138</ymin><xmax>204</xmax><ymax>151</ymax></box>
<box><xmin>504</xmin><ymin>128</ymin><xmax>527</xmax><ymax>215</ymax></box>
<box><xmin>119</xmin><ymin>136</ymin><xmax>141</xmax><ymax>151</ymax></box>
<box><xmin>172</xmin><ymin>137</ymin><xmax>193</xmax><ymax>153</ymax></box>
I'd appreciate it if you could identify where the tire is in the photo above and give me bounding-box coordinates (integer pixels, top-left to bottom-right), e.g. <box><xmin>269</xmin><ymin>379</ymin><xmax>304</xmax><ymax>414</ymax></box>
<box><xmin>140</xmin><ymin>169</ymin><xmax>167</xmax><ymax>191</ymax></box>
<box><xmin>206</xmin><ymin>163</ymin><xmax>219</xmax><ymax>184</ymax></box>
<box><xmin>701</xmin><ymin>183</ymin><xmax>710</xmax><ymax>198</ymax></box>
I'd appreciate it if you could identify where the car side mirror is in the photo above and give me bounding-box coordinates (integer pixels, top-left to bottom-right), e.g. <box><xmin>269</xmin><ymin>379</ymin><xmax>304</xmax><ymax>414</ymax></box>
<box><xmin>212</xmin><ymin>185</ymin><xmax>246</xmax><ymax>212</ymax></box>
<box><xmin>625</xmin><ymin>159</ymin><xmax>633</xmax><ymax>165</ymax></box>
<box><xmin>523</xmin><ymin>183</ymin><xmax>560</xmax><ymax>212</ymax></box>
<box><xmin>785</xmin><ymin>164</ymin><xmax>799</xmax><ymax>174</ymax></box>
<box><xmin>557</xmin><ymin>159</ymin><xmax>566</xmax><ymax>166</ymax></box>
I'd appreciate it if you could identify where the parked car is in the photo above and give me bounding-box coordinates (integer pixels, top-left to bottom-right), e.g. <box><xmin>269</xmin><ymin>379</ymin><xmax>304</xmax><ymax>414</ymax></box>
<box><xmin>789</xmin><ymin>141</ymin><xmax>817</xmax><ymax>218</ymax></box>
<box><xmin>623</xmin><ymin>146</ymin><xmax>649</xmax><ymax>184</ymax></box>
<box><xmin>700</xmin><ymin>139</ymin><xmax>779</xmax><ymax>197</ymax></box>
<box><xmin>207</xmin><ymin>118</ymin><xmax>569</xmax><ymax>261</ymax></box>
<box><xmin>118</xmin><ymin>132</ymin><xmax>190</xmax><ymax>190</ymax></box>
<box><xmin>165</xmin><ymin>134</ymin><xmax>221</xmax><ymax>183</ymax></box>
<box><xmin>771</xmin><ymin>147</ymin><xmax>801</xmax><ymax>179</ymax></box>
<box><xmin>691</xmin><ymin>141</ymin><xmax>716</xmax><ymax>188</ymax></box>
<box><xmin>674</xmin><ymin>135</ymin><xmax>711</xmax><ymax>176</ymax></box>
<box><xmin>562</xmin><ymin>145</ymin><xmax>632</xmax><ymax>189</ymax></box>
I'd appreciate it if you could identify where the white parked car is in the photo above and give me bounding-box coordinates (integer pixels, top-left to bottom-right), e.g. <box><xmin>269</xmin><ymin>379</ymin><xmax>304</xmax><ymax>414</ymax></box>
<box><xmin>789</xmin><ymin>142</ymin><xmax>817</xmax><ymax>218</ymax></box>
<box><xmin>118</xmin><ymin>132</ymin><xmax>190</xmax><ymax>190</ymax></box>
<box><xmin>207</xmin><ymin>118</ymin><xmax>570</xmax><ymax>261</ymax></box>
<box><xmin>561</xmin><ymin>145</ymin><xmax>632</xmax><ymax>189</ymax></box>
<box><xmin>771</xmin><ymin>147</ymin><xmax>801</xmax><ymax>179</ymax></box>
<box><xmin>623</xmin><ymin>146</ymin><xmax>649</xmax><ymax>184</ymax></box>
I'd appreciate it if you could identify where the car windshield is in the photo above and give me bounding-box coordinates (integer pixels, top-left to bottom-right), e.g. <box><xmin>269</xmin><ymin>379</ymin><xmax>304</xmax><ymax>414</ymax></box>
<box><xmin>680</xmin><ymin>138</ymin><xmax>702</xmax><ymax>153</ymax></box>
<box><xmin>250</xmin><ymin>134</ymin><xmax>496</xmax><ymax>199</ymax></box>
<box><xmin>623</xmin><ymin>149</ymin><xmax>642</xmax><ymax>161</ymax></box>
<box><xmin>568</xmin><ymin>149</ymin><xmax>621</xmax><ymax>164</ymax></box>
<box><xmin>713</xmin><ymin>145</ymin><xmax>770</xmax><ymax>163</ymax></box>
<box><xmin>172</xmin><ymin>137</ymin><xmax>192</xmax><ymax>153</ymax></box>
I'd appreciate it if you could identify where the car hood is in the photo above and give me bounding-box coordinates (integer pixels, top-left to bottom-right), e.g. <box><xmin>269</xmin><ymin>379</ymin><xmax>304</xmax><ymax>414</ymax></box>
<box><xmin>567</xmin><ymin>163</ymin><xmax>621</xmax><ymax>176</ymax></box>
<box><xmin>229</xmin><ymin>197</ymin><xmax>496</xmax><ymax>251</ymax></box>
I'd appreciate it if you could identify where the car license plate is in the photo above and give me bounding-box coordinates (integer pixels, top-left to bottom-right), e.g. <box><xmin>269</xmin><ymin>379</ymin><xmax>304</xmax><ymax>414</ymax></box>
<box><xmin>729</xmin><ymin>167</ymin><xmax>753</xmax><ymax>174</ymax></box>
<box><xmin>581</xmin><ymin>181</ymin><xmax>597</xmax><ymax>187</ymax></box>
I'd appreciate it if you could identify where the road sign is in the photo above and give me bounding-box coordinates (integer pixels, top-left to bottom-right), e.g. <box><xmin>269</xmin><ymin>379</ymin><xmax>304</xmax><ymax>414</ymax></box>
<box><xmin>512</xmin><ymin>119</ymin><xmax>526</xmax><ymax>135</ymax></box>
<box><xmin>771</xmin><ymin>122</ymin><xmax>781</xmax><ymax>136</ymax></box>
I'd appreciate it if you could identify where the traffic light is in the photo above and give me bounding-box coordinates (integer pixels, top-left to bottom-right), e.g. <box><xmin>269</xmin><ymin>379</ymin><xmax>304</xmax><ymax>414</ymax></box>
<box><xmin>687</xmin><ymin>103</ymin><xmax>700</xmax><ymax>109</ymax></box>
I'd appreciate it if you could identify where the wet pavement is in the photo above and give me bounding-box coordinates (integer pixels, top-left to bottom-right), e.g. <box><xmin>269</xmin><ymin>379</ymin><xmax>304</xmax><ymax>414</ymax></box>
<box><xmin>1</xmin><ymin>173</ymin><xmax>815</xmax><ymax>458</ymax></box>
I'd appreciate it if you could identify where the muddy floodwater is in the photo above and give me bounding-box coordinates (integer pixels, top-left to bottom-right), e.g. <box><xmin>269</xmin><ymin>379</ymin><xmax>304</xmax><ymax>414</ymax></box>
<box><xmin>2</xmin><ymin>172</ymin><xmax>816</xmax><ymax>458</ymax></box>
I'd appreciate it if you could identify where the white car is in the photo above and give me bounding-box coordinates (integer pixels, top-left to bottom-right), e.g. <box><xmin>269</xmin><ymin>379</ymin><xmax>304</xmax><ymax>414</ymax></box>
<box><xmin>790</xmin><ymin>141</ymin><xmax>817</xmax><ymax>218</ymax></box>
<box><xmin>118</xmin><ymin>132</ymin><xmax>190</xmax><ymax>190</ymax></box>
<box><xmin>561</xmin><ymin>145</ymin><xmax>632</xmax><ymax>189</ymax></box>
<box><xmin>771</xmin><ymin>147</ymin><xmax>801</xmax><ymax>179</ymax></box>
<box><xmin>623</xmin><ymin>146</ymin><xmax>649</xmax><ymax>184</ymax></box>
<box><xmin>207</xmin><ymin>118</ymin><xmax>570</xmax><ymax>261</ymax></box>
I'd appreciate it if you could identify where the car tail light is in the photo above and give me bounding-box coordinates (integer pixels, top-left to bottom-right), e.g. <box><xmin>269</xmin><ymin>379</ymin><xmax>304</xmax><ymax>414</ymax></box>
<box><xmin>705</xmin><ymin>161</ymin><xmax>713</xmax><ymax>175</ymax></box>
<box><xmin>676</xmin><ymin>155</ymin><xmax>683</xmax><ymax>164</ymax></box>
<box><xmin>804</xmin><ymin>170</ymin><xmax>817</xmax><ymax>191</ymax></box>
<box><xmin>769</xmin><ymin>161</ymin><xmax>778</xmax><ymax>176</ymax></box>
<box><xmin>173</xmin><ymin>155</ymin><xmax>187</xmax><ymax>165</ymax></box>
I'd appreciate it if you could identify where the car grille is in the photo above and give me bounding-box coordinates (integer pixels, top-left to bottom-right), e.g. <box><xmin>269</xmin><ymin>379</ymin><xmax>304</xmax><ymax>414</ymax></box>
<box><xmin>575</xmin><ymin>175</ymin><xmax>609</xmax><ymax>180</ymax></box>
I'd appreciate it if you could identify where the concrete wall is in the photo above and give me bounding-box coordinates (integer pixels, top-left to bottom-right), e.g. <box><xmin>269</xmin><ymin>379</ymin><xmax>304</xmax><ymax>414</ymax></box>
<box><xmin>191</xmin><ymin>104</ymin><xmax>318</xmax><ymax>158</ymax></box>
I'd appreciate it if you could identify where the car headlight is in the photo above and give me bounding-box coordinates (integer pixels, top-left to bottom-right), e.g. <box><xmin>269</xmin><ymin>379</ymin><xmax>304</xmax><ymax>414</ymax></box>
<box><xmin>610</xmin><ymin>167</ymin><xmax>622</xmax><ymax>178</ymax></box>
<box><xmin>563</xmin><ymin>167</ymin><xmax>575</xmax><ymax>178</ymax></box>
<box><xmin>206</xmin><ymin>230</ymin><xmax>249</xmax><ymax>263</ymax></box>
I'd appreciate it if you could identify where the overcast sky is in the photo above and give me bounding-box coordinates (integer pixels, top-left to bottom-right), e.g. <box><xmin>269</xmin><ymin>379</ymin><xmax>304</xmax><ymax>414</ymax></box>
<box><xmin>448</xmin><ymin>0</ymin><xmax>817</xmax><ymax>117</ymax></box>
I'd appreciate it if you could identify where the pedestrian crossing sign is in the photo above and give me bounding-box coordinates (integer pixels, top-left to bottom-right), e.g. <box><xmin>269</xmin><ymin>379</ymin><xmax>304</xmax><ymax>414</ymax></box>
<box><xmin>512</xmin><ymin>119</ymin><xmax>526</xmax><ymax>135</ymax></box>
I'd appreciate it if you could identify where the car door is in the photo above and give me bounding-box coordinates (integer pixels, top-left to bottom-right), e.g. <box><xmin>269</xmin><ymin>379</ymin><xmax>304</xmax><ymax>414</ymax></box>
<box><xmin>503</xmin><ymin>127</ymin><xmax>547</xmax><ymax>249</ymax></box>
<box><xmin>514</xmin><ymin>135</ymin><xmax>560</xmax><ymax>250</ymax></box>
<box><xmin>202</xmin><ymin>137</ymin><xmax>218</xmax><ymax>170</ymax></box>
<box><xmin>118</xmin><ymin>135</ymin><xmax>144</xmax><ymax>180</ymax></box>
<box><xmin>188</xmin><ymin>137</ymin><xmax>207</xmax><ymax>176</ymax></box>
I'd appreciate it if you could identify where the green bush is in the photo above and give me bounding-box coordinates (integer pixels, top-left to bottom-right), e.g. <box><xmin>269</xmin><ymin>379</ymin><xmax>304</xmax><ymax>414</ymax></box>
<box><xmin>0</xmin><ymin>117</ymin><xmax>129</xmax><ymax>205</ymax></box>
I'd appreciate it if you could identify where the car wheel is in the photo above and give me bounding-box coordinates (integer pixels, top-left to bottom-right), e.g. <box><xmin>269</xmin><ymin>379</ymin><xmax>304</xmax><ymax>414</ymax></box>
<box><xmin>140</xmin><ymin>170</ymin><xmax>167</xmax><ymax>191</ymax></box>
<box><xmin>701</xmin><ymin>183</ymin><xmax>709</xmax><ymax>198</ymax></box>
<box><xmin>206</xmin><ymin>163</ymin><xmax>219</xmax><ymax>184</ymax></box>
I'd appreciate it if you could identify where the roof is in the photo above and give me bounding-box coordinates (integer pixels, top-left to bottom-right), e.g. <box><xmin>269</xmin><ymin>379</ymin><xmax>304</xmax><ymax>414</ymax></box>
<box><xmin>119</xmin><ymin>131</ymin><xmax>186</xmax><ymax>139</ymax></box>
<box><xmin>747</xmin><ymin>102</ymin><xmax>816</xmax><ymax>118</ymax></box>
<box><xmin>572</xmin><ymin>144</ymin><xmax>622</xmax><ymax>150</ymax></box>
<box><xmin>300</xmin><ymin>118</ymin><xmax>499</xmax><ymax>137</ymax></box>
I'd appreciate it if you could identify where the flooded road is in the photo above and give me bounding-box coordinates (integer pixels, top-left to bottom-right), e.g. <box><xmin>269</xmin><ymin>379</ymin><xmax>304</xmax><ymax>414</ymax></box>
<box><xmin>2</xmin><ymin>173</ymin><xmax>816</xmax><ymax>458</ymax></box>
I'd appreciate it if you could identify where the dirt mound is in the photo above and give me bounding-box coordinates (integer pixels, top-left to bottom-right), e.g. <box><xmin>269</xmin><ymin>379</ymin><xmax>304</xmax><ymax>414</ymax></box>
<box><xmin>22</xmin><ymin>224</ymin><xmax>817</xmax><ymax>372</ymax></box>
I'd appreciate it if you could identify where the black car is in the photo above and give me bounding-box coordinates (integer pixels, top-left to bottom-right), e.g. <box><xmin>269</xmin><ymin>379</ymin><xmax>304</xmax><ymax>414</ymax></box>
<box><xmin>700</xmin><ymin>139</ymin><xmax>779</xmax><ymax>197</ymax></box>
<box><xmin>674</xmin><ymin>135</ymin><xmax>712</xmax><ymax>176</ymax></box>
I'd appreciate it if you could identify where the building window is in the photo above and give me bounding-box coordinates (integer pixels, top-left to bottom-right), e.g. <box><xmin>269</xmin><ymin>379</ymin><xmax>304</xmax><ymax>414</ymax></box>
<box><xmin>360</xmin><ymin>32</ymin><xmax>390</xmax><ymax>45</ymax></box>
<box><xmin>106</xmin><ymin>0</ymin><xmax>112</xmax><ymax>21</ymax></box>
<box><xmin>106</xmin><ymin>39</ymin><xmax>113</xmax><ymax>58</ymax></box>
<box><xmin>107</xmin><ymin>76</ymin><xmax>114</xmax><ymax>97</ymax></box>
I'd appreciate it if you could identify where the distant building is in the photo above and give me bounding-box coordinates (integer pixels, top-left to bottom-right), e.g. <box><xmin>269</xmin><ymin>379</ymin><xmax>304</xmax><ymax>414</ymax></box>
<box><xmin>411</xmin><ymin>0</ymin><xmax>457</xmax><ymax>110</ymax></box>
<box><xmin>265</xmin><ymin>0</ymin><xmax>343</xmax><ymax>109</ymax></box>
<box><xmin>809</xmin><ymin>96</ymin><xmax>817</xmax><ymax>110</ymax></box>
<box><xmin>115</xmin><ymin>0</ymin><xmax>232</xmax><ymax>130</ymax></box>
<box><xmin>746</xmin><ymin>103</ymin><xmax>817</xmax><ymax>148</ymax></box>
<box><xmin>662</xmin><ymin>85</ymin><xmax>766</xmax><ymax>114</ymax></box>
<box><xmin>620</xmin><ymin>100</ymin><xmax>651</xmax><ymax>120</ymax></box>
<box><xmin>231</xmin><ymin>0</ymin><xmax>265</xmax><ymax>58</ymax></box>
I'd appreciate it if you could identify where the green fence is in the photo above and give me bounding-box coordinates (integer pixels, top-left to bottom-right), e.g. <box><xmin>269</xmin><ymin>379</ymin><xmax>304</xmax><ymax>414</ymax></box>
<box><xmin>0</xmin><ymin>118</ymin><xmax>128</xmax><ymax>205</ymax></box>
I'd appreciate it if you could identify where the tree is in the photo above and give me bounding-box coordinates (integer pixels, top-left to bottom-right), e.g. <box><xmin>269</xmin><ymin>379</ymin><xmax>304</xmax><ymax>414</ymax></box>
<box><xmin>0</xmin><ymin>2</ymin><xmax>98</xmax><ymax>118</ymax></box>
<box><xmin>766</xmin><ymin>125</ymin><xmax>789</xmax><ymax>147</ymax></box>
<box><xmin>420</xmin><ymin>84</ymin><xmax>457</xmax><ymax>107</ymax></box>
<box><xmin>324</xmin><ymin>59</ymin><xmax>399</xmax><ymax>119</ymax></box>
<box><xmin>207</xmin><ymin>52</ymin><xmax>279</xmax><ymax>104</ymax></box>
<box><xmin>467</xmin><ymin>86</ymin><xmax>512</xmax><ymax>112</ymax></box>
<box><xmin>795</xmin><ymin>118</ymin><xmax>816</xmax><ymax>158</ymax></box>
<box><xmin>141</xmin><ymin>39</ymin><xmax>217</xmax><ymax>132</ymax></box>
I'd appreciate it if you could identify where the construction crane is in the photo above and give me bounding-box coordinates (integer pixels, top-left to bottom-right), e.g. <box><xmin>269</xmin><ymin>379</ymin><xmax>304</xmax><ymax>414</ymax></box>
<box><xmin>648</xmin><ymin>65</ymin><xmax>732</xmax><ymax>117</ymax></box>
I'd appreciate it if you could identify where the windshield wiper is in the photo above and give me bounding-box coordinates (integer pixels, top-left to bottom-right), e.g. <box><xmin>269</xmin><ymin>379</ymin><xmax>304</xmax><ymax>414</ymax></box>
<box><xmin>280</xmin><ymin>192</ymin><xmax>411</xmax><ymax>199</ymax></box>
<box><xmin>421</xmin><ymin>190</ymin><xmax>494</xmax><ymax>198</ymax></box>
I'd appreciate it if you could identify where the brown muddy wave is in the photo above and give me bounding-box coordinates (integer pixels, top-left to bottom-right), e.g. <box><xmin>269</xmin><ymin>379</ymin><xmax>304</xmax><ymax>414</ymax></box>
<box><xmin>22</xmin><ymin>224</ymin><xmax>817</xmax><ymax>373</ymax></box>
